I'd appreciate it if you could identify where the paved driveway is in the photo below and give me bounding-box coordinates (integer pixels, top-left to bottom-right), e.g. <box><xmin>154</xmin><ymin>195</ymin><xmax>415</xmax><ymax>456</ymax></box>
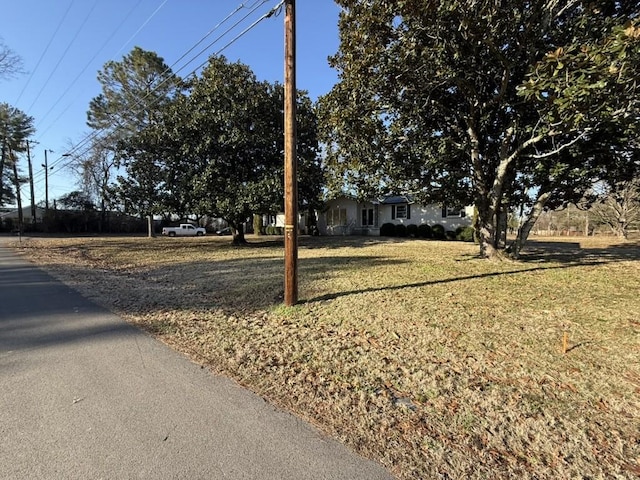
<box><xmin>0</xmin><ymin>237</ymin><xmax>393</xmax><ymax>479</ymax></box>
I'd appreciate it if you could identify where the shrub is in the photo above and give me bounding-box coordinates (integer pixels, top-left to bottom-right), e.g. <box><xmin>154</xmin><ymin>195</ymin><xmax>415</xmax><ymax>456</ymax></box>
<box><xmin>432</xmin><ymin>224</ymin><xmax>446</xmax><ymax>240</ymax></box>
<box><xmin>406</xmin><ymin>224</ymin><xmax>418</xmax><ymax>237</ymax></box>
<box><xmin>266</xmin><ymin>225</ymin><xmax>276</xmax><ymax>235</ymax></box>
<box><xmin>275</xmin><ymin>226</ymin><xmax>284</xmax><ymax>235</ymax></box>
<box><xmin>445</xmin><ymin>230</ymin><xmax>457</xmax><ymax>240</ymax></box>
<box><xmin>417</xmin><ymin>223</ymin><xmax>432</xmax><ymax>239</ymax></box>
<box><xmin>395</xmin><ymin>224</ymin><xmax>408</xmax><ymax>237</ymax></box>
<box><xmin>380</xmin><ymin>223</ymin><xmax>396</xmax><ymax>236</ymax></box>
<box><xmin>456</xmin><ymin>226</ymin><xmax>475</xmax><ymax>242</ymax></box>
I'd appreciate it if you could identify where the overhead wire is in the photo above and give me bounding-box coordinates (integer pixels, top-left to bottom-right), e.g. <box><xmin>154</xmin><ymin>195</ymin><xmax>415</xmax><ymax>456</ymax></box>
<box><xmin>34</xmin><ymin>0</ymin><xmax>147</xmax><ymax>135</ymax></box>
<box><xmin>52</xmin><ymin>0</ymin><xmax>281</xmax><ymax>167</ymax></box>
<box><xmin>26</xmin><ymin>0</ymin><xmax>172</xmax><ymax>187</ymax></box>
<box><xmin>25</xmin><ymin>0</ymin><xmax>284</xmax><ymax>200</ymax></box>
<box><xmin>111</xmin><ymin>0</ymin><xmax>170</xmax><ymax>59</ymax></box>
<box><xmin>13</xmin><ymin>0</ymin><xmax>75</xmax><ymax>106</ymax></box>
<box><xmin>25</xmin><ymin>0</ymin><xmax>100</xmax><ymax>115</ymax></box>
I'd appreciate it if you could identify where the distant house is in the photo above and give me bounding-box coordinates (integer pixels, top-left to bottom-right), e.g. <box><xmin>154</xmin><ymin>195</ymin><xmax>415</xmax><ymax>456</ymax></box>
<box><xmin>0</xmin><ymin>205</ymin><xmax>47</xmax><ymax>226</ymax></box>
<box><xmin>317</xmin><ymin>195</ymin><xmax>473</xmax><ymax>236</ymax></box>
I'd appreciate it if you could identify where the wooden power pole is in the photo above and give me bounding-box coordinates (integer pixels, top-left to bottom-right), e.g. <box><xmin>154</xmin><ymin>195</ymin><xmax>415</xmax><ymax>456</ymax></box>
<box><xmin>26</xmin><ymin>141</ymin><xmax>36</xmax><ymax>225</ymax></box>
<box><xmin>284</xmin><ymin>0</ymin><xmax>298</xmax><ymax>306</ymax></box>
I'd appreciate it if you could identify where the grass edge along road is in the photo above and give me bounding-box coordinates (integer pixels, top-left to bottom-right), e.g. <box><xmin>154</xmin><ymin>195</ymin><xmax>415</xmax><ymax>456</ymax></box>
<box><xmin>14</xmin><ymin>235</ymin><xmax>640</xmax><ymax>479</ymax></box>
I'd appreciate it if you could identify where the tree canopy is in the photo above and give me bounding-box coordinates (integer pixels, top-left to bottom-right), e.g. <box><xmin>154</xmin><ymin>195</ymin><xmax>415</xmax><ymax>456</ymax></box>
<box><xmin>0</xmin><ymin>103</ymin><xmax>35</xmax><ymax>206</ymax></box>
<box><xmin>115</xmin><ymin>55</ymin><xmax>323</xmax><ymax>244</ymax></box>
<box><xmin>319</xmin><ymin>0</ymin><xmax>640</xmax><ymax>258</ymax></box>
<box><xmin>87</xmin><ymin>46</ymin><xmax>184</xmax><ymax>139</ymax></box>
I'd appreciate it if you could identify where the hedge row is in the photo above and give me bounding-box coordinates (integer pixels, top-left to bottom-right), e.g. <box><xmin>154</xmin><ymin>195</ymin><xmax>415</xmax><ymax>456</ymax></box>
<box><xmin>264</xmin><ymin>226</ymin><xmax>284</xmax><ymax>235</ymax></box>
<box><xmin>380</xmin><ymin>223</ymin><xmax>475</xmax><ymax>242</ymax></box>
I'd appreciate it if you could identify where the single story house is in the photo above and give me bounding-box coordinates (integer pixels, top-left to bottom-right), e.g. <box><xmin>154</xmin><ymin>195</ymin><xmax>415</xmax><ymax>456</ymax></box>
<box><xmin>0</xmin><ymin>205</ymin><xmax>47</xmax><ymax>225</ymax></box>
<box><xmin>316</xmin><ymin>195</ymin><xmax>473</xmax><ymax>236</ymax></box>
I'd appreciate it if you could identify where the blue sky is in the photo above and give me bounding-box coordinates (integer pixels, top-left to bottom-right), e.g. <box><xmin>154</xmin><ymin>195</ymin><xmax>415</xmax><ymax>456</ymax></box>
<box><xmin>1</xmin><ymin>0</ymin><xmax>341</xmax><ymax>207</ymax></box>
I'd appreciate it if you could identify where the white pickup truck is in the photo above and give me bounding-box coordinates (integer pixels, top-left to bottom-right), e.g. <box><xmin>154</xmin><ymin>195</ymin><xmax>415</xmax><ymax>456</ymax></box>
<box><xmin>161</xmin><ymin>224</ymin><xmax>206</xmax><ymax>237</ymax></box>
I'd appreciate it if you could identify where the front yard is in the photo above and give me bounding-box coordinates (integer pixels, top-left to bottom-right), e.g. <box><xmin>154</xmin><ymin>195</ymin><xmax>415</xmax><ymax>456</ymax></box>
<box><xmin>14</xmin><ymin>234</ymin><xmax>640</xmax><ymax>479</ymax></box>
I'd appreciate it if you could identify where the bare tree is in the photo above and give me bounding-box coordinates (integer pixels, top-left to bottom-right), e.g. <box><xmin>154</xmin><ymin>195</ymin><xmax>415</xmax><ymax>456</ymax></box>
<box><xmin>67</xmin><ymin>138</ymin><xmax>118</xmax><ymax>232</ymax></box>
<box><xmin>590</xmin><ymin>179</ymin><xmax>640</xmax><ymax>238</ymax></box>
<box><xmin>0</xmin><ymin>38</ymin><xmax>24</xmax><ymax>81</ymax></box>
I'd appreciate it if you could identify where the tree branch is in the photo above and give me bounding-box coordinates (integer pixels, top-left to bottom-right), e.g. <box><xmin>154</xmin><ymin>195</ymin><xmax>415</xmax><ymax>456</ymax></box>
<box><xmin>526</xmin><ymin>129</ymin><xmax>591</xmax><ymax>159</ymax></box>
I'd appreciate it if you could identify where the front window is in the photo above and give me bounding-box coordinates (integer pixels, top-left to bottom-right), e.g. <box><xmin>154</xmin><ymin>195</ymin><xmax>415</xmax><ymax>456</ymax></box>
<box><xmin>327</xmin><ymin>208</ymin><xmax>347</xmax><ymax>226</ymax></box>
<box><xmin>446</xmin><ymin>207</ymin><xmax>463</xmax><ymax>217</ymax></box>
<box><xmin>395</xmin><ymin>204</ymin><xmax>408</xmax><ymax>219</ymax></box>
<box><xmin>361</xmin><ymin>207</ymin><xmax>377</xmax><ymax>227</ymax></box>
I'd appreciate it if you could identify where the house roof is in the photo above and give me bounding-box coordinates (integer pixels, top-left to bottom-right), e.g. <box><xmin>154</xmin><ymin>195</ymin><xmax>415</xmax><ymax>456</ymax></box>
<box><xmin>379</xmin><ymin>195</ymin><xmax>414</xmax><ymax>205</ymax></box>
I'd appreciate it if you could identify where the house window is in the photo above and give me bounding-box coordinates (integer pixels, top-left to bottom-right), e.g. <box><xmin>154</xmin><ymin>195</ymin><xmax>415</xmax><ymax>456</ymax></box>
<box><xmin>392</xmin><ymin>204</ymin><xmax>410</xmax><ymax>219</ymax></box>
<box><xmin>442</xmin><ymin>206</ymin><xmax>466</xmax><ymax>218</ymax></box>
<box><xmin>327</xmin><ymin>208</ymin><xmax>347</xmax><ymax>226</ymax></box>
<box><xmin>361</xmin><ymin>207</ymin><xmax>377</xmax><ymax>227</ymax></box>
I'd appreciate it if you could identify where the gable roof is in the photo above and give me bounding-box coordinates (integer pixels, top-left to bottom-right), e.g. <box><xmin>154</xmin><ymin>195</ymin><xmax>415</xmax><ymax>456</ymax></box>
<box><xmin>379</xmin><ymin>194</ymin><xmax>414</xmax><ymax>205</ymax></box>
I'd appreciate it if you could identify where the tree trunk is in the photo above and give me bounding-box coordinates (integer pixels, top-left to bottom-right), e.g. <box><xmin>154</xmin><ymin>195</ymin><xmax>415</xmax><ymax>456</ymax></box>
<box><xmin>509</xmin><ymin>190</ymin><xmax>552</xmax><ymax>259</ymax></box>
<box><xmin>231</xmin><ymin>222</ymin><xmax>247</xmax><ymax>245</ymax></box>
<box><xmin>475</xmin><ymin>206</ymin><xmax>501</xmax><ymax>259</ymax></box>
<box><xmin>253</xmin><ymin>214</ymin><xmax>263</xmax><ymax>236</ymax></box>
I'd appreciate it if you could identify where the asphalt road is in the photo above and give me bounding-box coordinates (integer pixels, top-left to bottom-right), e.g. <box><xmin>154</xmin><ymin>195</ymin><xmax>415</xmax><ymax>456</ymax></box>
<box><xmin>0</xmin><ymin>237</ymin><xmax>393</xmax><ymax>480</ymax></box>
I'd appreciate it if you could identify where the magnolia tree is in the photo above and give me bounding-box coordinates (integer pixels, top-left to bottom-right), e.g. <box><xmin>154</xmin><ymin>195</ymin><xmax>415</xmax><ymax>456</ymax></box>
<box><xmin>319</xmin><ymin>0</ymin><xmax>640</xmax><ymax>258</ymax></box>
<box><xmin>118</xmin><ymin>55</ymin><xmax>324</xmax><ymax>245</ymax></box>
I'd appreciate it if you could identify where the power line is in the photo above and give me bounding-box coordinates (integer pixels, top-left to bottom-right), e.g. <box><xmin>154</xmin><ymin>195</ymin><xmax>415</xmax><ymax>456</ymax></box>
<box><xmin>111</xmin><ymin>0</ymin><xmax>170</xmax><ymax>59</ymax></box>
<box><xmin>25</xmin><ymin>0</ymin><xmax>100</xmax><ymax>115</ymax></box>
<box><xmin>34</xmin><ymin>0</ymin><xmax>147</xmax><ymax>133</ymax></box>
<box><xmin>27</xmin><ymin>0</ymin><xmax>284</xmax><ymax>196</ymax></box>
<box><xmin>14</xmin><ymin>0</ymin><xmax>75</xmax><ymax>106</ymax></box>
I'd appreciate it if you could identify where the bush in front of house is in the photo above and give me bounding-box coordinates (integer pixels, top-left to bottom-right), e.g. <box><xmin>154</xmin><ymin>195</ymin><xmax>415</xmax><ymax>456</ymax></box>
<box><xmin>445</xmin><ymin>230</ymin><xmax>457</xmax><ymax>240</ymax></box>
<box><xmin>406</xmin><ymin>224</ymin><xmax>418</xmax><ymax>237</ymax></box>
<box><xmin>395</xmin><ymin>224</ymin><xmax>408</xmax><ymax>237</ymax></box>
<box><xmin>455</xmin><ymin>226</ymin><xmax>475</xmax><ymax>242</ymax></box>
<box><xmin>380</xmin><ymin>223</ymin><xmax>396</xmax><ymax>236</ymax></box>
<box><xmin>432</xmin><ymin>224</ymin><xmax>446</xmax><ymax>240</ymax></box>
<box><xmin>417</xmin><ymin>223</ymin><xmax>433</xmax><ymax>239</ymax></box>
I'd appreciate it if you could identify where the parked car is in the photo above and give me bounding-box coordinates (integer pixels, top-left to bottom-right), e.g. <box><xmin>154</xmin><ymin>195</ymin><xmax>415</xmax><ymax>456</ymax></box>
<box><xmin>161</xmin><ymin>224</ymin><xmax>206</xmax><ymax>237</ymax></box>
<box><xmin>215</xmin><ymin>227</ymin><xmax>231</xmax><ymax>236</ymax></box>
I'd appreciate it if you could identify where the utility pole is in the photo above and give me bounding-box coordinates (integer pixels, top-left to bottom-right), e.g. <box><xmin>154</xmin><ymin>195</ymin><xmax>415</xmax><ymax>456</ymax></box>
<box><xmin>26</xmin><ymin>141</ymin><xmax>36</xmax><ymax>225</ymax></box>
<box><xmin>42</xmin><ymin>149</ymin><xmax>52</xmax><ymax>214</ymax></box>
<box><xmin>10</xmin><ymin>149</ymin><xmax>23</xmax><ymax>233</ymax></box>
<box><xmin>284</xmin><ymin>0</ymin><xmax>298</xmax><ymax>306</ymax></box>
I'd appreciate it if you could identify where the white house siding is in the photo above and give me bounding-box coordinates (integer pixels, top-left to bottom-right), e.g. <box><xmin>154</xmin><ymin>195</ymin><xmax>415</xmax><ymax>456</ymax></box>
<box><xmin>319</xmin><ymin>197</ymin><xmax>474</xmax><ymax>236</ymax></box>
<box><xmin>318</xmin><ymin>197</ymin><xmax>361</xmax><ymax>235</ymax></box>
<box><xmin>269</xmin><ymin>213</ymin><xmax>307</xmax><ymax>231</ymax></box>
<box><xmin>379</xmin><ymin>203</ymin><xmax>473</xmax><ymax>231</ymax></box>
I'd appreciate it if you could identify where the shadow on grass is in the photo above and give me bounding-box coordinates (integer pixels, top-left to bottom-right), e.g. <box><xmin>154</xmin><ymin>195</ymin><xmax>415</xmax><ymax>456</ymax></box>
<box><xmin>304</xmin><ymin>238</ymin><xmax>640</xmax><ymax>303</ymax></box>
<box><xmin>520</xmin><ymin>238</ymin><xmax>640</xmax><ymax>263</ymax></box>
<box><xmin>303</xmin><ymin>263</ymin><xmax>596</xmax><ymax>303</ymax></box>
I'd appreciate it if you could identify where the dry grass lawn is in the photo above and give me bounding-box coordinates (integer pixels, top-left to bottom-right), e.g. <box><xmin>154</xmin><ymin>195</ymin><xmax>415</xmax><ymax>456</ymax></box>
<box><xmin>13</xmin><ymin>234</ymin><xmax>640</xmax><ymax>479</ymax></box>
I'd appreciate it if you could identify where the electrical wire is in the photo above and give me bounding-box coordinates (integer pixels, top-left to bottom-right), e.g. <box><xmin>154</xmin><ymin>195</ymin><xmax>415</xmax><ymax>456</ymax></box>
<box><xmin>111</xmin><ymin>0</ymin><xmax>170</xmax><ymax>59</ymax></box>
<box><xmin>13</xmin><ymin>0</ymin><xmax>75</xmax><ymax>106</ymax></box>
<box><xmin>26</xmin><ymin>0</ymin><xmax>284</xmax><ymax>198</ymax></box>
<box><xmin>34</xmin><ymin>0</ymin><xmax>146</xmax><ymax>132</ymax></box>
<box><xmin>25</xmin><ymin>0</ymin><xmax>100</xmax><ymax>115</ymax></box>
<box><xmin>35</xmin><ymin>0</ymin><xmax>268</xmax><ymax>162</ymax></box>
